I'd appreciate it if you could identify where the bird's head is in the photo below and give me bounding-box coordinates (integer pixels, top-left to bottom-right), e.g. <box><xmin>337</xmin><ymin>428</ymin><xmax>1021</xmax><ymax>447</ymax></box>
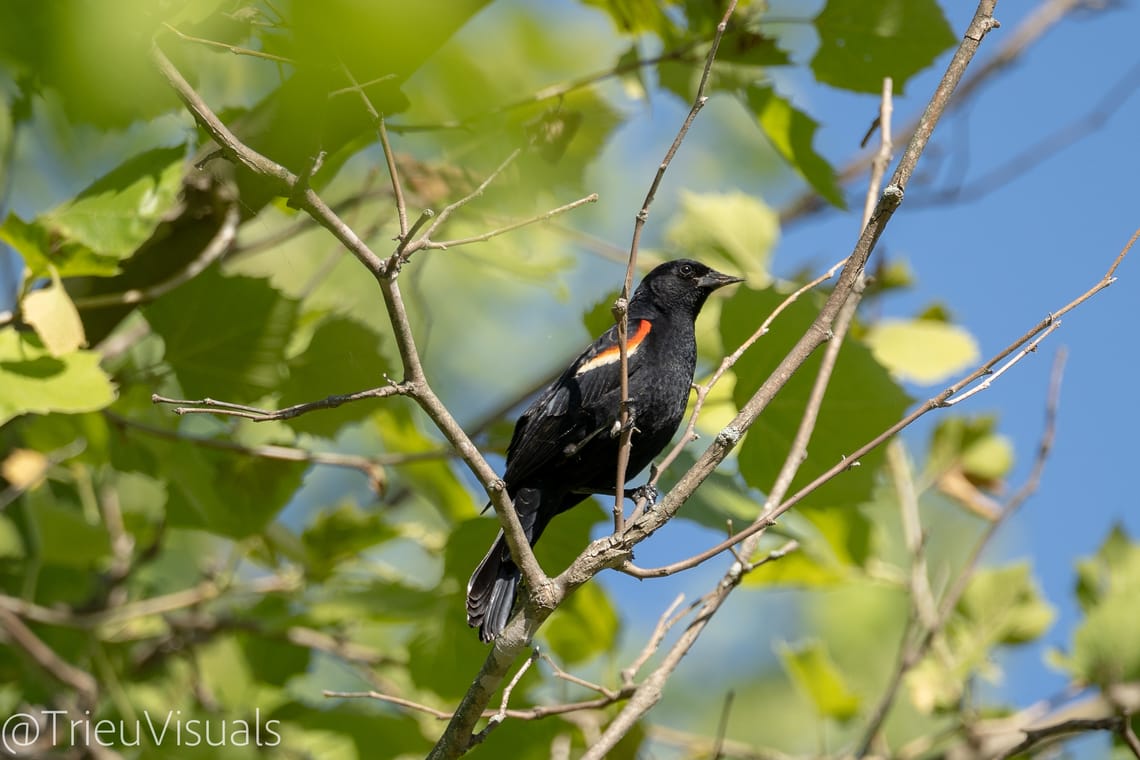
<box><xmin>631</xmin><ymin>259</ymin><xmax>743</xmax><ymax>320</ymax></box>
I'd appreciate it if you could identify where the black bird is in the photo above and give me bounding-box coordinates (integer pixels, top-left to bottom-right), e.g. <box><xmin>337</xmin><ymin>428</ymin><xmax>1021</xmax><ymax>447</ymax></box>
<box><xmin>467</xmin><ymin>259</ymin><xmax>742</xmax><ymax>641</ymax></box>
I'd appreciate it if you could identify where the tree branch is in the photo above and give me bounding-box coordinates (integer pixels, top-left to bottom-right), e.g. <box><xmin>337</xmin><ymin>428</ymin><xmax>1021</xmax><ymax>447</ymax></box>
<box><xmin>611</xmin><ymin>0</ymin><xmax>739</xmax><ymax>534</ymax></box>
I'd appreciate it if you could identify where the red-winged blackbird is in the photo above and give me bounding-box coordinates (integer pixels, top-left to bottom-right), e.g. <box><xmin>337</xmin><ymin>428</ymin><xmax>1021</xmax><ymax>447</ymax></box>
<box><xmin>467</xmin><ymin>259</ymin><xmax>742</xmax><ymax>641</ymax></box>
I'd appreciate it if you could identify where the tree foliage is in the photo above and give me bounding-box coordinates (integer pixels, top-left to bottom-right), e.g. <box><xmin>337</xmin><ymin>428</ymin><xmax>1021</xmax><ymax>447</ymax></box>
<box><xmin>0</xmin><ymin>1</ymin><xmax>1136</xmax><ymax>758</ymax></box>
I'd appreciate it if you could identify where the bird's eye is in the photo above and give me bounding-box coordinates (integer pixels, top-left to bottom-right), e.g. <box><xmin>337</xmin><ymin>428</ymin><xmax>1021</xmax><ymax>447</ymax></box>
<box><xmin>679</xmin><ymin>264</ymin><xmax>694</xmax><ymax>277</ymax></box>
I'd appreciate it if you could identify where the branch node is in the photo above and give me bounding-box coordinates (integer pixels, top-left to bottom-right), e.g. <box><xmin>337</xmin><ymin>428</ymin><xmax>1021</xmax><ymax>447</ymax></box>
<box><xmin>715</xmin><ymin>426</ymin><xmax>742</xmax><ymax>448</ymax></box>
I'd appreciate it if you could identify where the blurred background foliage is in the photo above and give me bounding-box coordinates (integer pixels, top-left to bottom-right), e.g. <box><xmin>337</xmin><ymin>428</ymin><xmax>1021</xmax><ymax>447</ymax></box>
<box><xmin>0</xmin><ymin>0</ymin><xmax>1136</xmax><ymax>758</ymax></box>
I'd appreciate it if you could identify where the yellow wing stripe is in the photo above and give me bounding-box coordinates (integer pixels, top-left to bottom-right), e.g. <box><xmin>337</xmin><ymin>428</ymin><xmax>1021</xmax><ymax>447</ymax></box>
<box><xmin>575</xmin><ymin>319</ymin><xmax>652</xmax><ymax>376</ymax></box>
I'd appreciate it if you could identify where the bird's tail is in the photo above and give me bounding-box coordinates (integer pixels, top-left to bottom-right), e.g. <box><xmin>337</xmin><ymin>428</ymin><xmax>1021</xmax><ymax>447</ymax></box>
<box><xmin>466</xmin><ymin>530</ymin><xmax>518</xmax><ymax>643</ymax></box>
<box><xmin>466</xmin><ymin>487</ymin><xmax>553</xmax><ymax>642</ymax></box>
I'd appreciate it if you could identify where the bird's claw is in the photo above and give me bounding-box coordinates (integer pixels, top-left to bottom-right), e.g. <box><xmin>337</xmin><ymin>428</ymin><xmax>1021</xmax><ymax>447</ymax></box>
<box><xmin>625</xmin><ymin>483</ymin><xmax>659</xmax><ymax>507</ymax></box>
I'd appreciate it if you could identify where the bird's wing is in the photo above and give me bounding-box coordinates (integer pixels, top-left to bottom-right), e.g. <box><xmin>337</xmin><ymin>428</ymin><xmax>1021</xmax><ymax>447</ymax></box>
<box><xmin>502</xmin><ymin>319</ymin><xmax>653</xmax><ymax>487</ymax></box>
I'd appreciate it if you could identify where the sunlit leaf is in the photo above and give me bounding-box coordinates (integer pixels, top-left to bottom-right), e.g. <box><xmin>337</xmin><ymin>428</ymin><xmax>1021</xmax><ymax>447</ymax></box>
<box><xmin>779</xmin><ymin>640</ymin><xmax>860</xmax><ymax>721</ymax></box>
<box><xmin>21</xmin><ymin>270</ymin><xmax>87</xmax><ymax>355</ymax></box>
<box><xmin>744</xmin><ymin>85</ymin><xmax>844</xmax><ymax>207</ymax></box>
<box><xmin>909</xmin><ymin>563</ymin><xmax>1055</xmax><ymax>713</ymax></box>
<box><xmin>43</xmin><ymin>146</ymin><xmax>185</xmax><ymax>260</ymax></box>
<box><xmin>811</xmin><ymin>0</ymin><xmax>956</xmax><ymax>94</ymax></box>
<box><xmin>1058</xmin><ymin>525</ymin><xmax>1140</xmax><ymax>687</ymax></box>
<box><xmin>0</xmin><ymin>213</ymin><xmax>120</xmax><ymax>278</ymax></box>
<box><xmin>0</xmin><ymin>331</ymin><xmax>116</xmax><ymax>426</ymax></box>
<box><xmin>957</xmin><ymin>563</ymin><xmax>1055</xmax><ymax>646</ymax></box>
<box><xmin>865</xmin><ymin>318</ymin><xmax>980</xmax><ymax>385</ymax></box>
<box><xmin>664</xmin><ymin>191</ymin><xmax>777</xmax><ymax>288</ymax></box>
<box><xmin>723</xmin><ymin>287</ymin><xmax>910</xmax><ymax>508</ymax></box>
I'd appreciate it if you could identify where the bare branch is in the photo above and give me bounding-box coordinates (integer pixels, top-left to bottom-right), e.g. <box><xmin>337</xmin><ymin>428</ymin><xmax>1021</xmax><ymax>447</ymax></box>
<box><xmin>150</xmin><ymin>44</ymin><xmax>389</xmax><ymax>278</ymax></box>
<box><xmin>997</xmin><ymin>717</ymin><xmax>1124</xmax><ymax>760</ymax></box>
<box><xmin>620</xmin><ymin>594</ymin><xmax>686</xmax><ymax>687</ymax></box>
<box><xmin>419</xmin><ymin>193</ymin><xmax>599</xmax><ymax>251</ymax></box>
<box><xmin>405</xmin><ymin>148</ymin><xmax>523</xmax><ymax>260</ymax></box>
<box><xmin>152</xmin><ymin>384</ymin><xmax>408</xmax><ymax>422</ymax></box>
<box><xmin>161</xmin><ymin>23</ymin><xmax>294</xmax><ymax>63</ymax></box>
<box><xmin>337</xmin><ymin>61</ymin><xmax>410</xmax><ymax>239</ymax></box>
<box><xmin>104</xmin><ymin>411</ymin><xmax>439</xmax><ymax>488</ymax></box>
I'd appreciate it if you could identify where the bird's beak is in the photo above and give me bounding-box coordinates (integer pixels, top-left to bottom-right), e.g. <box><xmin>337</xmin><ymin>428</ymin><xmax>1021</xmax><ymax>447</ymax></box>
<box><xmin>698</xmin><ymin>269</ymin><xmax>745</xmax><ymax>290</ymax></box>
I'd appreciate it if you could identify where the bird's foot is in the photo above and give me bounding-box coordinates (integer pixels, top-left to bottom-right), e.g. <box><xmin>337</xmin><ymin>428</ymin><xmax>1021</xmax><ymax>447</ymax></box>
<box><xmin>625</xmin><ymin>482</ymin><xmax>659</xmax><ymax>508</ymax></box>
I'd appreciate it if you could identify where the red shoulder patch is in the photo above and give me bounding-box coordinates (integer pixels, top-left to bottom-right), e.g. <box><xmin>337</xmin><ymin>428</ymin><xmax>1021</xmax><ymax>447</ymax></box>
<box><xmin>575</xmin><ymin>319</ymin><xmax>652</xmax><ymax>376</ymax></box>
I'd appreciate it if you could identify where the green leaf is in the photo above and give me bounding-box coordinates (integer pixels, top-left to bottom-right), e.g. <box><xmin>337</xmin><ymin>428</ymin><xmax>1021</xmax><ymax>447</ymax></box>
<box><xmin>959</xmin><ymin>433</ymin><xmax>1014</xmax><ymax>484</ymax></box>
<box><xmin>744</xmin><ymin>505</ymin><xmax>874</xmax><ymax>588</ymax></box>
<box><xmin>21</xmin><ymin>270</ymin><xmax>87</xmax><ymax>355</ymax></box>
<box><xmin>865</xmin><ymin>318</ymin><xmax>980</xmax><ymax>385</ymax></box>
<box><xmin>1066</xmin><ymin>602</ymin><xmax>1140</xmax><ymax>687</ymax></box>
<box><xmin>580</xmin><ymin>0</ymin><xmax>671</xmax><ymax>34</ymax></box>
<box><xmin>42</xmin><ymin>146</ymin><xmax>185</xmax><ymax>260</ymax></box>
<box><xmin>811</xmin><ymin>0</ymin><xmax>957</xmax><ymax>94</ymax></box>
<box><xmin>274</xmin><ymin>705</ymin><xmax>427</xmax><ymax>760</ymax></box>
<box><xmin>144</xmin><ymin>436</ymin><xmax>305</xmax><ymax>539</ymax></box>
<box><xmin>0</xmin><ymin>514</ymin><xmax>25</xmax><ymax>559</ymax></box>
<box><xmin>743</xmin><ymin>85</ymin><xmax>844</xmax><ymax>207</ymax></box>
<box><xmin>301</xmin><ymin>501</ymin><xmax>399</xmax><ymax>580</ymax></box>
<box><xmin>779</xmin><ymin>640</ymin><xmax>860</xmax><ymax>721</ymax></box>
<box><xmin>582</xmin><ymin>289</ymin><xmax>621</xmax><ymax>338</ymax></box>
<box><xmin>407</xmin><ymin>599</ymin><xmax>496</xmax><ymax>698</ymax></box>
<box><xmin>279</xmin><ymin>317</ymin><xmax>389</xmax><ymax>438</ymax></box>
<box><xmin>723</xmin><ymin>287</ymin><xmax>910</xmax><ymax>508</ymax></box>
<box><xmin>542</xmin><ymin>581</ymin><xmax>619</xmax><ymax>665</ymax></box>
<box><xmin>957</xmin><ymin>563</ymin><xmax>1055</xmax><ymax>646</ymax></box>
<box><xmin>910</xmin><ymin>563</ymin><xmax>1054</xmax><ymax>713</ymax></box>
<box><xmin>144</xmin><ymin>268</ymin><xmax>298</xmax><ymax>403</ymax></box>
<box><xmin>664</xmin><ymin>191</ymin><xmax>777</xmax><ymax>288</ymax></box>
<box><xmin>1075</xmin><ymin>524</ymin><xmax>1140</xmax><ymax>611</ymax></box>
<box><xmin>1059</xmin><ymin>525</ymin><xmax>1140</xmax><ymax>687</ymax></box>
<box><xmin>374</xmin><ymin>406</ymin><xmax>478</xmax><ymax>522</ymax></box>
<box><xmin>24</xmin><ymin>497</ymin><xmax>111</xmax><ymax>567</ymax></box>
<box><xmin>0</xmin><ymin>331</ymin><xmax>116</xmax><ymax>426</ymax></box>
<box><xmin>0</xmin><ymin>213</ymin><xmax>120</xmax><ymax>278</ymax></box>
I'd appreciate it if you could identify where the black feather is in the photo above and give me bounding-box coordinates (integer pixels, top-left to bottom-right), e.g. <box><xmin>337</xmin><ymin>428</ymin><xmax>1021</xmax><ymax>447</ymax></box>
<box><xmin>466</xmin><ymin>259</ymin><xmax>742</xmax><ymax>641</ymax></box>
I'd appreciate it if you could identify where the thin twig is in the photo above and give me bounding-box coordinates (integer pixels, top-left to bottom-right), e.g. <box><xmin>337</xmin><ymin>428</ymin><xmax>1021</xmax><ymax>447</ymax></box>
<box><xmin>0</xmin><ymin>573</ymin><xmax>298</xmax><ymax>629</ymax></box>
<box><xmin>625</xmin><ymin>225</ymin><xmax>1130</xmax><ymax>579</ymax></box>
<box><xmin>612</xmin><ymin>0</ymin><xmax>740</xmax><ymax>535</ymax></box>
<box><xmin>152</xmin><ymin>383</ymin><xmax>408</xmax><ymax>422</ymax></box>
<box><xmin>105</xmin><ymin>411</ymin><xmax>441</xmax><ymax>485</ymax></box>
<box><xmin>997</xmin><ymin>717</ymin><xmax>1123</xmax><ymax>760</ymax></box>
<box><xmin>336</xmin><ymin>61</ymin><xmax>410</xmax><ymax>240</ymax></box>
<box><xmin>621</xmin><ymin>593</ymin><xmax>686</xmax><ymax>687</ymax></box>
<box><xmin>405</xmin><ymin>149</ymin><xmax>523</xmax><ymax>259</ymax></box>
<box><xmin>1122</xmin><ymin>712</ymin><xmax>1140</xmax><ymax>760</ymax></box>
<box><xmin>161</xmin><ymin>23</ymin><xmax>294</xmax><ymax>63</ymax></box>
<box><xmin>855</xmin><ymin>347</ymin><xmax>1068</xmax><ymax>756</ymax></box>
<box><xmin>711</xmin><ymin>691</ymin><xmax>736</xmax><ymax>760</ymax></box>
<box><xmin>73</xmin><ymin>203</ymin><xmax>240</xmax><ymax>309</ymax></box>
<box><xmin>419</xmin><ymin>193</ymin><xmax>599</xmax><ymax>250</ymax></box>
